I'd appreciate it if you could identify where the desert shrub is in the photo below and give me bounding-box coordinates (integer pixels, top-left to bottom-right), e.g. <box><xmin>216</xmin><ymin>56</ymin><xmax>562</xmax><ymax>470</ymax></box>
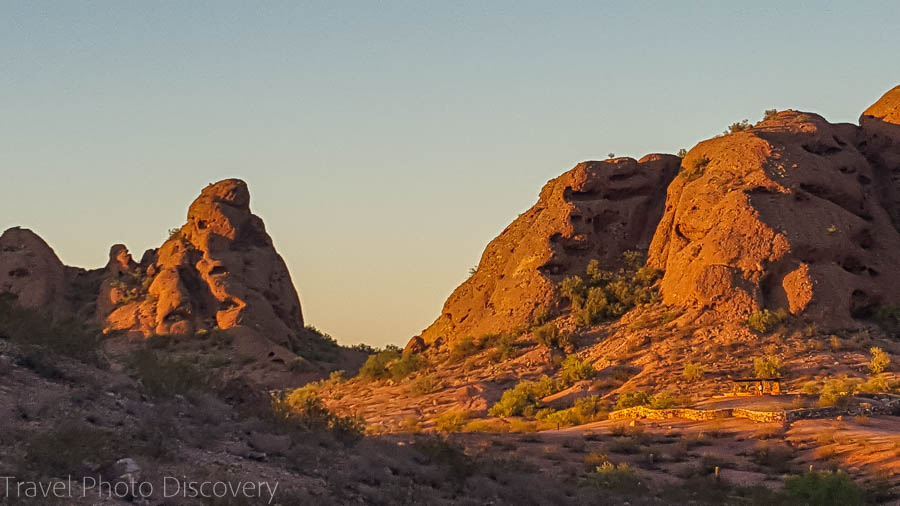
<box><xmin>614</xmin><ymin>391</ymin><xmax>651</xmax><ymax>410</ymax></box>
<box><xmin>559</xmin><ymin>253</ymin><xmax>660</xmax><ymax>328</ymax></box>
<box><xmin>540</xmin><ymin>396</ymin><xmax>610</xmax><ymax>427</ymax></box>
<box><xmin>801</xmin><ymin>380</ymin><xmax>821</xmax><ymax>395</ymax></box>
<box><xmin>25</xmin><ymin>426</ymin><xmax>121</xmax><ymax>478</ymax></box>
<box><xmin>389</xmin><ymin>353</ymin><xmax>425</xmax><ymax>380</ymax></box>
<box><xmin>271</xmin><ymin>391</ymin><xmax>364</xmax><ymax>444</ymax></box>
<box><xmin>298</xmin><ymin>325</ymin><xmax>341</xmax><ymax>362</ymax></box>
<box><xmin>534</xmin><ymin>323</ymin><xmax>559</xmax><ymax>348</ymax></box>
<box><xmin>410</xmin><ymin>373</ymin><xmax>444</xmax><ymax>395</ymax></box>
<box><xmin>648</xmin><ymin>391</ymin><xmax>681</xmax><ymax>409</ymax></box>
<box><xmin>682</xmin><ymin>362</ymin><xmax>705</xmax><ymax>381</ymax></box>
<box><xmin>357</xmin><ymin>348</ymin><xmax>401</xmax><ymax>380</ymax></box>
<box><xmin>584</xmin><ymin>461</ymin><xmax>647</xmax><ymax>495</ymax></box>
<box><xmin>676</xmin><ymin>148</ymin><xmax>688</xmax><ymax>158</ymax></box>
<box><xmin>435</xmin><ymin>410</ymin><xmax>471</xmax><ymax>432</ymax></box>
<box><xmin>747</xmin><ymin>309</ymin><xmax>787</xmax><ymax>334</ymax></box>
<box><xmin>531</xmin><ymin>306</ymin><xmax>551</xmax><ymax>326</ymax></box>
<box><xmin>560</xmin><ymin>354</ymin><xmax>595</xmax><ymax>384</ymax></box>
<box><xmin>449</xmin><ymin>337</ymin><xmax>479</xmax><ymax>361</ymax></box>
<box><xmin>750</xmin><ymin>441</ymin><xmax>794</xmax><ymax>473</ymax></box>
<box><xmin>784</xmin><ymin>470</ymin><xmax>864</xmax><ymax>506</ymax></box>
<box><xmin>763</xmin><ymin>109</ymin><xmax>778</xmax><ymax>121</ymax></box>
<box><xmin>872</xmin><ymin>303</ymin><xmax>900</xmax><ymax>336</ymax></box>
<box><xmin>486</xmin><ymin>333</ymin><xmax>520</xmax><ymax>362</ymax></box>
<box><xmin>412</xmin><ymin>436</ymin><xmax>475</xmax><ymax>482</ymax></box>
<box><xmin>857</xmin><ymin>374</ymin><xmax>892</xmax><ymax>394</ymax></box>
<box><xmin>130</xmin><ymin>349</ymin><xmax>206</xmax><ymax>397</ymax></box>
<box><xmin>681</xmin><ymin>155</ymin><xmax>710</xmax><ymax>181</ymax></box>
<box><xmin>817</xmin><ymin>377</ymin><xmax>858</xmax><ymax>408</ymax></box>
<box><xmin>830</xmin><ymin>335</ymin><xmax>843</xmax><ymax>351</ymax></box>
<box><xmin>753</xmin><ymin>356</ymin><xmax>783</xmax><ymax>378</ymax></box>
<box><xmin>0</xmin><ymin>293</ymin><xmax>101</xmax><ymax>362</ymax></box>
<box><xmin>489</xmin><ymin>375</ymin><xmax>560</xmax><ymax>417</ymax></box>
<box><xmin>869</xmin><ymin>346</ymin><xmax>890</xmax><ymax>374</ymax></box>
<box><xmin>723</xmin><ymin>119</ymin><xmax>750</xmax><ymax>134</ymax></box>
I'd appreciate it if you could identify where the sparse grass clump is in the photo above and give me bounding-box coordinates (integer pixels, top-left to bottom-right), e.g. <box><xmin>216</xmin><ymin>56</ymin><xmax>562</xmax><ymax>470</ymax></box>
<box><xmin>784</xmin><ymin>470</ymin><xmax>864</xmax><ymax>506</ymax></box>
<box><xmin>682</xmin><ymin>362</ymin><xmax>705</xmax><ymax>381</ymax></box>
<box><xmin>868</xmin><ymin>346</ymin><xmax>890</xmax><ymax>374</ymax></box>
<box><xmin>584</xmin><ymin>461</ymin><xmax>647</xmax><ymax>495</ymax></box>
<box><xmin>435</xmin><ymin>410</ymin><xmax>472</xmax><ymax>432</ymax></box>
<box><xmin>558</xmin><ymin>254</ymin><xmax>661</xmax><ymax>328</ymax></box>
<box><xmin>753</xmin><ymin>355</ymin><xmax>783</xmax><ymax>378</ymax></box>
<box><xmin>747</xmin><ymin>309</ymin><xmax>787</xmax><ymax>334</ymax></box>
<box><xmin>681</xmin><ymin>155</ymin><xmax>710</xmax><ymax>182</ymax></box>
<box><xmin>614</xmin><ymin>391</ymin><xmax>651</xmax><ymax>410</ymax></box>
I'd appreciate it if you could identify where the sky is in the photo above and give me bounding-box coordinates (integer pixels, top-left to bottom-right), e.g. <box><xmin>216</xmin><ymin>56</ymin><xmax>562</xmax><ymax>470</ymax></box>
<box><xmin>1</xmin><ymin>1</ymin><xmax>898</xmax><ymax>347</ymax></box>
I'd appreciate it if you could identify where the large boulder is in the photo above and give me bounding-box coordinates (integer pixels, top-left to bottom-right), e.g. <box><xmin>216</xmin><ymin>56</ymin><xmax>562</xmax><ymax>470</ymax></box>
<box><xmin>418</xmin><ymin>154</ymin><xmax>681</xmax><ymax>346</ymax></box>
<box><xmin>0</xmin><ymin>227</ymin><xmax>70</xmax><ymax>317</ymax></box>
<box><xmin>99</xmin><ymin>179</ymin><xmax>308</xmax><ymax>352</ymax></box>
<box><xmin>648</xmin><ymin>106</ymin><xmax>900</xmax><ymax>325</ymax></box>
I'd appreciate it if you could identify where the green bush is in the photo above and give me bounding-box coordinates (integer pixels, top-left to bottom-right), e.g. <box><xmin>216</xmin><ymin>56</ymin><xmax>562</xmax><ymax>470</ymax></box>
<box><xmin>435</xmin><ymin>410</ymin><xmax>471</xmax><ymax>432</ymax></box>
<box><xmin>449</xmin><ymin>337</ymin><xmax>479</xmax><ymax>361</ymax></box>
<box><xmin>747</xmin><ymin>309</ymin><xmax>787</xmax><ymax>333</ymax></box>
<box><xmin>410</xmin><ymin>373</ymin><xmax>444</xmax><ymax>395</ymax></box>
<box><xmin>723</xmin><ymin>119</ymin><xmax>751</xmax><ymax>135</ymax></box>
<box><xmin>753</xmin><ymin>356</ymin><xmax>783</xmax><ymax>378</ymax></box>
<box><xmin>817</xmin><ymin>377</ymin><xmax>857</xmax><ymax>408</ymax></box>
<box><xmin>559</xmin><ymin>253</ymin><xmax>661</xmax><ymax>328</ymax></box>
<box><xmin>682</xmin><ymin>362</ymin><xmax>705</xmax><ymax>381</ymax></box>
<box><xmin>357</xmin><ymin>348</ymin><xmax>401</xmax><ymax>380</ymax></box>
<box><xmin>614</xmin><ymin>391</ymin><xmax>651</xmax><ymax>410</ymax></box>
<box><xmin>648</xmin><ymin>391</ymin><xmax>681</xmax><ymax>409</ymax></box>
<box><xmin>560</xmin><ymin>354</ymin><xmax>595</xmax><ymax>384</ymax></box>
<box><xmin>272</xmin><ymin>392</ymin><xmax>364</xmax><ymax>444</ymax></box>
<box><xmin>784</xmin><ymin>471</ymin><xmax>864</xmax><ymax>506</ymax></box>
<box><xmin>489</xmin><ymin>375</ymin><xmax>560</xmax><ymax>417</ymax></box>
<box><xmin>763</xmin><ymin>109</ymin><xmax>778</xmax><ymax>121</ymax></box>
<box><xmin>389</xmin><ymin>353</ymin><xmax>425</xmax><ymax>380</ymax></box>
<box><xmin>869</xmin><ymin>346</ymin><xmax>890</xmax><ymax>374</ymax></box>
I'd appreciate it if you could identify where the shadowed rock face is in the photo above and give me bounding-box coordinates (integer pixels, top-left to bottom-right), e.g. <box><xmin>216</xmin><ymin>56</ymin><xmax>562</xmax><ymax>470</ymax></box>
<box><xmin>648</xmin><ymin>106</ymin><xmax>900</xmax><ymax>325</ymax></box>
<box><xmin>859</xmin><ymin>85</ymin><xmax>900</xmax><ymax>229</ymax></box>
<box><xmin>416</xmin><ymin>154</ymin><xmax>681</xmax><ymax>348</ymax></box>
<box><xmin>100</xmin><ymin>179</ymin><xmax>307</xmax><ymax>352</ymax></box>
<box><xmin>0</xmin><ymin>227</ymin><xmax>70</xmax><ymax>317</ymax></box>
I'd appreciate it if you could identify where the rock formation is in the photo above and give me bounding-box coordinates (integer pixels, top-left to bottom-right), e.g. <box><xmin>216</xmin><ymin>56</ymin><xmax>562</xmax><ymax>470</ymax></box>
<box><xmin>416</xmin><ymin>155</ymin><xmax>680</xmax><ymax>347</ymax></box>
<box><xmin>100</xmin><ymin>179</ymin><xmax>308</xmax><ymax>353</ymax></box>
<box><xmin>648</xmin><ymin>106</ymin><xmax>900</xmax><ymax>325</ymax></box>
<box><xmin>0</xmin><ymin>227</ymin><xmax>71</xmax><ymax>317</ymax></box>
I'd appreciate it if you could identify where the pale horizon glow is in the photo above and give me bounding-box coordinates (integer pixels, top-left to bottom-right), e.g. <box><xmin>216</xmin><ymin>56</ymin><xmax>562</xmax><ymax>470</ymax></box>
<box><xmin>2</xmin><ymin>1</ymin><xmax>898</xmax><ymax>347</ymax></box>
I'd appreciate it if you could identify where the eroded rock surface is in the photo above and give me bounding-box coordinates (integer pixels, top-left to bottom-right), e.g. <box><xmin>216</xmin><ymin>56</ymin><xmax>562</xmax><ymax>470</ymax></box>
<box><xmin>417</xmin><ymin>155</ymin><xmax>680</xmax><ymax>347</ymax></box>
<box><xmin>648</xmin><ymin>107</ymin><xmax>900</xmax><ymax>325</ymax></box>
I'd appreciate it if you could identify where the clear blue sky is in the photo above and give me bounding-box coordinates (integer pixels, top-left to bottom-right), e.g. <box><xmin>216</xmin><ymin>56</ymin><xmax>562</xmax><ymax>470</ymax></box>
<box><xmin>2</xmin><ymin>1</ymin><xmax>896</xmax><ymax>347</ymax></box>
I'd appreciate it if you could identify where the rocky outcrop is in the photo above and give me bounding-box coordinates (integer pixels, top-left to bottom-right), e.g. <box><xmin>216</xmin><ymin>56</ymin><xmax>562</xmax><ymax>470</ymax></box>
<box><xmin>417</xmin><ymin>155</ymin><xmax>681</xmax><ymax>347</ymax></box>
<box><xmin>648</xmin><ymin>106</ymin><xmax>900</xmax><ymax>325</ymax></box>
<box><xmin>859</xmin><ymin>85</ymin><xmax>900</xmax><ymax>228</ymax></box>
<box><xmin>0</xmin><ymin>227</ymin><xmax>71</xmax><ymax>317</ymax></box>
<box><xmin>99</xmin><ymin>179</ymin><xmax>308</xmax><ymax>352</ymax></box>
